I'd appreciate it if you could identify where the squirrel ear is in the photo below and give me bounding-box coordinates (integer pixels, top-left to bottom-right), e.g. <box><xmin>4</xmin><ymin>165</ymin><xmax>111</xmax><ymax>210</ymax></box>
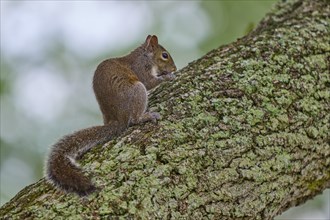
<box><xmin>146</xmin><ymin>35</ymin><xmax>152</xmax><ymax>42</ymax></box>
<box><xmin>145</xmin><ymin>35</ymin><xmax>158</xmax><ymax>49</ymax></box>
<box><xmin>150</xmin><ymin>35</ymin><xmax>158</xmax><ymax>46</ymax></box>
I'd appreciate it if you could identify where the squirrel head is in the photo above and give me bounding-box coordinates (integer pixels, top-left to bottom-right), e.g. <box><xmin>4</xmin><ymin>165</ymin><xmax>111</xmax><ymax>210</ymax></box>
<box><xmin>144</xmin><ymin>35</ymin><xmax>177</xmax><ymax>75</ymax></box>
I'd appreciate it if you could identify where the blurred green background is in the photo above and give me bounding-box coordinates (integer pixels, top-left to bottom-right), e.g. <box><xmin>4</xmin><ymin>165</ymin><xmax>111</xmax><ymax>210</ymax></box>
<box><xmin>0</xmin><ymin>1</ymin><xmax>328</xmax><ymax>219</ymax></box>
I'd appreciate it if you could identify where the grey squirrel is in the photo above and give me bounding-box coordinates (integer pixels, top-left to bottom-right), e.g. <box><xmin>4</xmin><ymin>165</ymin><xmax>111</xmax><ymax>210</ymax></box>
<box><xmin>46</xmin><ymin>35</ymin><xmax>176</xmax><ymax>196</ymax></box>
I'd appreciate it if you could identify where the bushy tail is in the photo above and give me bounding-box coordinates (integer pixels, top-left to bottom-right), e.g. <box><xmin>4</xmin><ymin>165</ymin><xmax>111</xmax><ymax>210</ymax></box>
<box><xmin>47</xmin><ymin>152</ymin><xmax>96</xmax><ymax>196</ymax></box>
<box><xmin>46</xmin><ymin>122</ymin><xmax>126</xmax><ymax>196</ymax></box>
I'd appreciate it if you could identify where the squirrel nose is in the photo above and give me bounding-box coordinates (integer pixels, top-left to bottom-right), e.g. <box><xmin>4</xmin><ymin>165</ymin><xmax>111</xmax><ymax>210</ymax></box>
<box><xmin>172</xmin><ymin>65</ymin><xmax>177</xmax><ymax>72</ymax></box>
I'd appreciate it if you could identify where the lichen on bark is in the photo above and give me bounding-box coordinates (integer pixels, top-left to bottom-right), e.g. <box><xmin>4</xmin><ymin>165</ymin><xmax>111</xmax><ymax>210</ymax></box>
<box><xmin>1</xmin><ymin>0</ymin><xmax>329</xmax><ymax>219</ymax></box>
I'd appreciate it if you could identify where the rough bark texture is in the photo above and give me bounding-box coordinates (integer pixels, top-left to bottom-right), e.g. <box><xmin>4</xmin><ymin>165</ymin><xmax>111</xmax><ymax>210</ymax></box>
<box><xmin>1</xmin><ymin>0</ymin><xmax>329</xmax><ymax>219</ymax></box>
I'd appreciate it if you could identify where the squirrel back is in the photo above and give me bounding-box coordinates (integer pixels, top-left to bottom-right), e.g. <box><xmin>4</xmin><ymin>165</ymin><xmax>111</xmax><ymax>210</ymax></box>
<box><xmin>46</xmin><ymin>35</ymin><xmax>176</xmax><ymax>196</ymax></box>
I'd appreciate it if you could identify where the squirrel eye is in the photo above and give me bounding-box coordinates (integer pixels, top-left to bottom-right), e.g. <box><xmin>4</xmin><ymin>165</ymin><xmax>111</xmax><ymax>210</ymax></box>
<box><xmin>162</xmin><ymin>52</ymin><xmax>169</xmax><ymax>59</ymax></box>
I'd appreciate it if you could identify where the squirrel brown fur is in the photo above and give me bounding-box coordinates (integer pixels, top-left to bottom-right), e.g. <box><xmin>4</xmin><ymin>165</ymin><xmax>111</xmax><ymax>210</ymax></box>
<box><xmin>46</xmin><ymin>35</ymin><xmax>176</xmax><ymax>196</ymax></box>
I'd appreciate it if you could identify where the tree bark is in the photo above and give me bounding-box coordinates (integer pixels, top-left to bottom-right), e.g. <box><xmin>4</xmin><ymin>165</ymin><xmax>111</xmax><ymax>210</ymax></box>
<box><xmin>1</xmin><ymin>0</ymin><xmax>329</xmax><ymax>219</ymax></box>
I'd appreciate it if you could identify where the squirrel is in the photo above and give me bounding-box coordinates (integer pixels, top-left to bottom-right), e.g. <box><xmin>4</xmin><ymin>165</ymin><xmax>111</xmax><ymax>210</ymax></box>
<box><xmin>46</xmin><ymin>35</ymin><xmax>176</xmax><ymax>196</ymax></box>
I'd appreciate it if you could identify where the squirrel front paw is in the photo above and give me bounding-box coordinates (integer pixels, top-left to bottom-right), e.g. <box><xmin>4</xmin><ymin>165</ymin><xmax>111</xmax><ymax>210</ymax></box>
<box><xmin>162</xmin><ymin>73</ymin><xmax>175</xmax><ymax>81</ymax></box>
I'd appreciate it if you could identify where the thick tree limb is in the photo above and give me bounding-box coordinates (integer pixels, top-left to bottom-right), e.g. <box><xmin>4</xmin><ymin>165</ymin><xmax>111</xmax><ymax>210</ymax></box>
<box><xmin>1</xmin><ymin>0</ymin><xmax>329</xmax><ymax>219</ymax></box>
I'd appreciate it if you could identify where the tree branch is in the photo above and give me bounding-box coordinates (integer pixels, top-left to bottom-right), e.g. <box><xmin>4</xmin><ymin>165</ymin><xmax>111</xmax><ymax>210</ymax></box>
<box><xmin>1</xmin><ymin>0</ymin><xmax>329</xmax><ymax>219</ymax></box>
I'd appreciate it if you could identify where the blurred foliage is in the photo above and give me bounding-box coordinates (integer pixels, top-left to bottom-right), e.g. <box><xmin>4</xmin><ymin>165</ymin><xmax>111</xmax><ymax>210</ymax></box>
<box><xmin>200</xmin><ymin>1</ymin><xmax>276</xmax><ymax>53</ymax></box>
<box><xmin>0</xmin><ymin>57</ymin><xmax>12</xmax><ymax>96</ymax></box>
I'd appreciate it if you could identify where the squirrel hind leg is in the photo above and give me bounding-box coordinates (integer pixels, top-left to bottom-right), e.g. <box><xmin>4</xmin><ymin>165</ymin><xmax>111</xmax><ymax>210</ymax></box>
<box><xmin>46</xmin><ymin>154</ymin><xmax>97</xmax><ymax>196</ymax></box>
<box><xmin>128</xmin><ymin>82</ymin><xmax>161</xmax><ymax>125</ymax></box>
<box><xmin>130</xmin><ymin>112</ymin><xmax>161</xmax><ymax>126</ymax></box>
